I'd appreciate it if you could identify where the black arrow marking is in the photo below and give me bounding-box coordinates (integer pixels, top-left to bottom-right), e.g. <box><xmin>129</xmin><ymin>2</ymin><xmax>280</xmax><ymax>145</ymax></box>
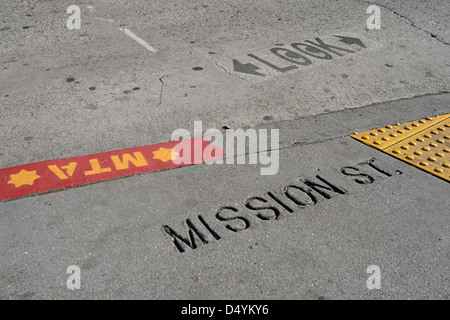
<box><xmin>333</xmin><ymin>35</ymin><xmax>366</xmax><ymax>49</ymax></box>
<box><xmin>232</xmin><ymin>59</ymin><xmax>265</xmax><ymax>76</ymax></box>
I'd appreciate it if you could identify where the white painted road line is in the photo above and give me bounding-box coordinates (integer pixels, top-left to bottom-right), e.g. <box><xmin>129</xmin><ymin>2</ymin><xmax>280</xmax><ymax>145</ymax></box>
<box><xmin>119</xmin><ymin>28</ymin><xmax>158</xmax><ymax>53</ymax></box>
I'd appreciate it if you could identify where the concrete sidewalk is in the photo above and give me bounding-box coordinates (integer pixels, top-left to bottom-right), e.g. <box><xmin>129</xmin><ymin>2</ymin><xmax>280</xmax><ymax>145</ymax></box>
<box><xmin>0</xmin><ymin>94</ymin><xmax>448</xmax><ymax>299</ymax></box>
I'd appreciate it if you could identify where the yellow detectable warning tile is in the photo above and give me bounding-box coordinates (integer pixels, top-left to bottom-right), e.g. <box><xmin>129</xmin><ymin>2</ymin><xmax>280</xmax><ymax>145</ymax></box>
<box><xmin>351</xmin><ymin>114</ymin><xmax>450</xmax><ymax>182</ymax></box>
<box><xmin>350</xmin><ymin>114</ymin><xmax>449</xmax><ymax>150</ymax></box>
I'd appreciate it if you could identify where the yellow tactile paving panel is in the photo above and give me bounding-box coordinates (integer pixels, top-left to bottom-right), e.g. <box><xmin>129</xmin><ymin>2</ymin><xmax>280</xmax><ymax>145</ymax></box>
<box><xmin>351</xmin><ymin>114</ymin><xmax>450</xmax><ymax>182</ymax></box>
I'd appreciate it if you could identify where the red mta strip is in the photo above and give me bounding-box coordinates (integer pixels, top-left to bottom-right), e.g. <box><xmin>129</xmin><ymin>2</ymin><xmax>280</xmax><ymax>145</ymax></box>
<box><xmin>0</xmin><ymin>138</ymin><xmax>224</xmax><ymax>201</ymax></box>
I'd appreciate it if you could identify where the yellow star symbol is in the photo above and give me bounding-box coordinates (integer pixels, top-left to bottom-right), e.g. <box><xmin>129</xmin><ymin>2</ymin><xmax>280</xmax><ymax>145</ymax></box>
<box><xmin>8</xmin><ymin>169</ymin><xmax>41</xmax><ymax>188</ymax></box>
<box><xmin>153</xmin><ymin>147</ymin><xmax>180</xmax><ymax>162</ymax></box>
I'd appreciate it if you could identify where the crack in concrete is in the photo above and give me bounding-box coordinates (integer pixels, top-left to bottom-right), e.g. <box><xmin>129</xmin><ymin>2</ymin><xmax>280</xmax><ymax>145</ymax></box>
<box><xmin>157</xmin><ymin>75</ymin><xmax>169</xmax><ymax>108</ymax></box>
<box><xmin>210</xmin><ymin>57</ymin><xmax>249</xmax><ymax>83</ymax></box>
<box><xmin>360</xmin><ymin>0</ymin><xmax>450</xmax><ymax>46</ymax></box>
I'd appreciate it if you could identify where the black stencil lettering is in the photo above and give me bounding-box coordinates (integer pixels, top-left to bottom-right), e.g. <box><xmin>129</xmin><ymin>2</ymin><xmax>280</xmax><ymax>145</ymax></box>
<box><xmin>367</xmin><ymin>159</ymin><xmax>392</xmax><ymax>177</ymax></box>
<box><xmin>247</xmin><ymin>53</ymin><xmax>298</xmax><ymax>73</ymax></box>
<box><xmin>340</xmin><ymin>167</ymin><xmax>375</xmax><ymax>184</ymax></box>
<box><xmin>283</xmin><ymin>185</ymin><xmax>317</xmax><ymax>206</ymax></box>
<box><xmin>198</xmin><ymin>215</ymin><xmax>221</xmax><ymax>240</ymax></box>
<box><xmin>267</xmin><ymin>191</ymin><xmax>294</xmax><ymax>213</ymax></box>
<box><xmin>215</xmin><ymin>206</ymin><xmax>250</xmax><ymax>232</ymax></box>
<box><xmin>269</xmin><ymin>48</ymin><xmax>313</xmax><ymax>66</ymax></box>
<box><xmin>163</xmin><ymin>219</ymin><xmax>208</xmax><ymax>253</ymax></box>
<box><xmin>291</xmin><ymin>43</ymin><xmax>333</xmax><ymax>60</ymax></box>
<box><xmin>304</xmin><ymin>37</ymin><xmax>355</xmax><ymax>57</ymax></box>
<box><xmin>301</xmin><ymin>175</ymin><xmax>346</xmax><ymax>200</ymax></box>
